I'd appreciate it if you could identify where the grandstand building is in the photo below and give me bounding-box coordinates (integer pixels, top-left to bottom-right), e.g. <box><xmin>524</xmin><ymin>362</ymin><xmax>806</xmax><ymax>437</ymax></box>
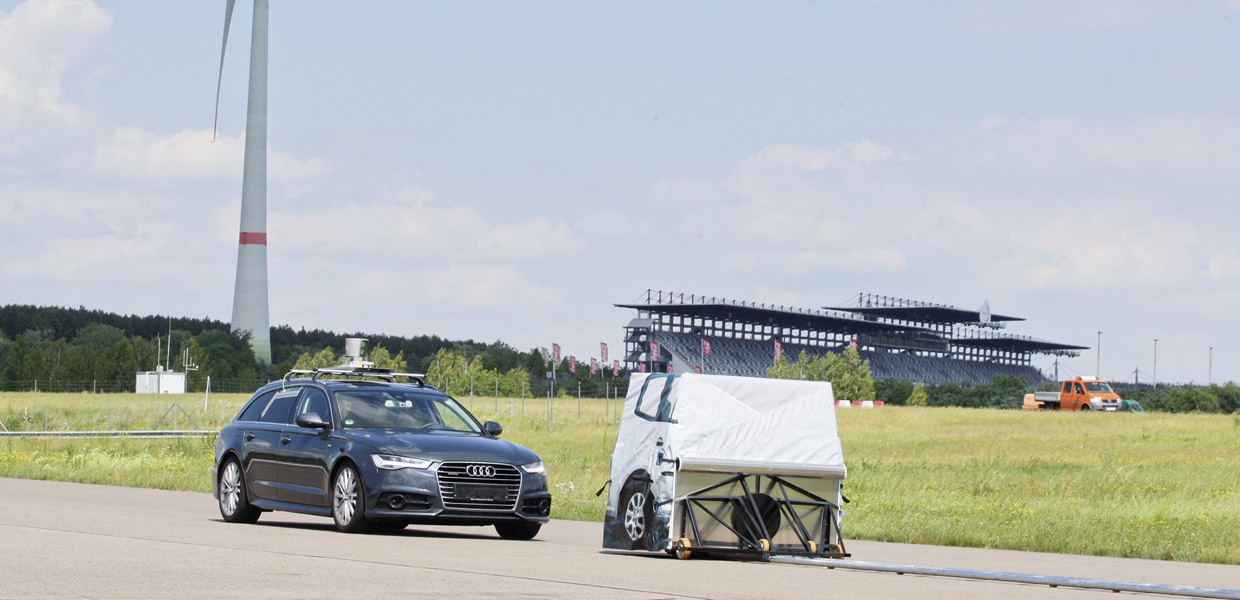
<box><xmin>616</xmin><ymin>290</ymin><xmax>1087</xmax><ymax>385</ymax></box>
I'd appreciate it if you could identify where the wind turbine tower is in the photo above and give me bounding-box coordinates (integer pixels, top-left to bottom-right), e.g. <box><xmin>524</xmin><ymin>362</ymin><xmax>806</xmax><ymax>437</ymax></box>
<box><xmin>216</xmin><ymin>0</ymin><xmax>271</xmax><ymax>363</ymax></box>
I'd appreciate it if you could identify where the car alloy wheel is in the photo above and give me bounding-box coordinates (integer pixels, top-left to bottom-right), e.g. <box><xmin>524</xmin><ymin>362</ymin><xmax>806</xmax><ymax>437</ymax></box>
<box><xmin>218</xmin><ymin>458</ymin><xmax>259</xmax><ymax>523</ymax></box>
<box><xmin>332</xmin><ymin>464</ymin><xmax>370</xmax><ymax>533</ymax></box>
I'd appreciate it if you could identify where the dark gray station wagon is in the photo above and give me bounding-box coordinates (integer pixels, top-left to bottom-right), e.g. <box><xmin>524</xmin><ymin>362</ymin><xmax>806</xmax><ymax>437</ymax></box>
<box><xmin>211</xmin><ymin>367</ymin><xmax>551</xmax><ymax>539</ymax></box>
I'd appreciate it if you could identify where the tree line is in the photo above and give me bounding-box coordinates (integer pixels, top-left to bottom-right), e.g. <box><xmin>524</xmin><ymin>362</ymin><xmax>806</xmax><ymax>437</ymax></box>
<box><xmin>769</xmin><ymin>347</ymin><xmax>1239</xmax><ymax>414</ymax></box>
<box><xmin>0</xmin><ymin>305</ymin><xmax>622</xmax><ymax>394</ymax></box>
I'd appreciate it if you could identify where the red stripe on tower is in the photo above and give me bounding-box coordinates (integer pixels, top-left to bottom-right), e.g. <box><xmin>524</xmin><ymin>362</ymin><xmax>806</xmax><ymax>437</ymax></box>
<box><xmin>239</xmin><ymin>232</ymin><xmax>267</xmax><ymax>245</ymax></box>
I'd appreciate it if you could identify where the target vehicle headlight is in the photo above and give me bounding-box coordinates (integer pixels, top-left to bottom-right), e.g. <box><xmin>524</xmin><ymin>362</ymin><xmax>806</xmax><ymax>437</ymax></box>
<box><xmin>521</xmin><ymin>461</ymin><xmax>546</xmax><ymax>474</ymax></box>
<box><xmin>372</xmin><ymin>454</ymin><xmax>432</xmax><ymax>470</ymax></box>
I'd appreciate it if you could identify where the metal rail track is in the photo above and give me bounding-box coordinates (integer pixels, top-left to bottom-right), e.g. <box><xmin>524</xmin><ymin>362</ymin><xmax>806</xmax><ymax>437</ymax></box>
<box><xmin>0</xmin><ymin>430</ymin><xmax>215</xmax><ymax>439</ymax></box>
<box><xmin>769</xmin><ymin>556</ymin><xmax>1240</xmax><ymax>599</ymax></box>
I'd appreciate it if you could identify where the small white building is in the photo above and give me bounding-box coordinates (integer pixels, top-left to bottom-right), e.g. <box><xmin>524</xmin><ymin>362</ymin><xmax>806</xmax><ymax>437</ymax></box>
<box><xmin>135</xmin><ymin>367</ymin><xmax>186</xmax><ymax>394</ymax></box>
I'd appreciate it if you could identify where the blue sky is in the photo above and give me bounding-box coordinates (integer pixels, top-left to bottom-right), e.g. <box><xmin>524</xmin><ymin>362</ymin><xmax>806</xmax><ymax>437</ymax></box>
<box><xmin>3</xmin><ymin>0</ymin><xmax>1239</xmax><ymax>383</ymax></box>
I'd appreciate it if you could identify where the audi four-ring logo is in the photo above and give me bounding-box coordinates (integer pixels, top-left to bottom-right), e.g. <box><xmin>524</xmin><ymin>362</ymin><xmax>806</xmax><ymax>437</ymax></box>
<box><xmin>466</xmin><ymin>465</ymin><xmax>496</xmax><ymax>477</ymax></box>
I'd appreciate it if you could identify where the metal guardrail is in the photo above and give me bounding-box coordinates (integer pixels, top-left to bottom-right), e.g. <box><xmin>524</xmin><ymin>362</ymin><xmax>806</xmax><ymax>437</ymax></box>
<box><xmin>768</xmin><ymin>556</ymin><xmax>1240</xmax><ymax>599</ymax></box>
<box><xmin>0</xmin><ymin>430</ymin><xmax>216</xmax><ymax>439</ymax></box>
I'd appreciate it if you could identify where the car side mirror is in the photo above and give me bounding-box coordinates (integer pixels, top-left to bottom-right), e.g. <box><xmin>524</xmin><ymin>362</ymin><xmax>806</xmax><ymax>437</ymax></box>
<box><xmin>296</xmin><ymin>412</ymin><xmax>331</xmax><ymax>430</ymax></box>
<box><xmin>483</xmin><ymin>421</ymin><xmax>503</xmax><ymax>437</ymax></box>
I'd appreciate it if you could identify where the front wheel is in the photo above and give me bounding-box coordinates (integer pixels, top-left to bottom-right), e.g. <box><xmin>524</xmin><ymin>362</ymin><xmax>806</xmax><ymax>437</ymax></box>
<box><xmin>218</xmin><ymin>458</ymin><xmax>260</xmax><ymax>524</ymax></box>
<box><xmin>1081</xmin><ymin>403</ymin><xmax>1092</xmax><ymax>411</ymax></box>
<box><xmin>332</xmin><ymin>463</ymin><xmax>371</xmax><ymax>533</ymax></box>
<box><xmin>495</xmin><ymin>522</ymin><xmax>541</xmax><ymax>540</ymax></box>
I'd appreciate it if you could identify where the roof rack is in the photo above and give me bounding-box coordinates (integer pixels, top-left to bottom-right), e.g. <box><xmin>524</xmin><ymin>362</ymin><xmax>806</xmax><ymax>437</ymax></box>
<box><xmin>283</xmin><ymin>366</ymin><xmax>426</xmax><ymax>386</ymax></box>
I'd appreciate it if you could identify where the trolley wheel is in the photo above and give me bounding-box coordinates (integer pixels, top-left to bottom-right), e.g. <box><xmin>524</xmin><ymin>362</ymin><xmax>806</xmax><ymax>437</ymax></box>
<box><xmin>758</xmin><ymin>538</ymin><xmax>771</xmax><ymax>552</ymax></box>
<box><xmin>825</xmin><ymin>543</ymin><xmax>843</xmax><ymax>556</ymax></box>
<box><xmin>674</xmin><ymin>537</ymin><xmax>693</xmax><ymax>560</ymax></box>
<box><xmin>807</xmin><ymin>540</ymin><xmax>818</xmax><ymax>554</ymax></box>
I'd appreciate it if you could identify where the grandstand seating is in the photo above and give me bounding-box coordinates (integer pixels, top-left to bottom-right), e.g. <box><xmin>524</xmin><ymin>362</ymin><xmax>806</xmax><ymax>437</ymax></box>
<box><xmin>656</xmin><ymin>331</ymin><xmax>1043</xmax><ymax>385</ymax></box>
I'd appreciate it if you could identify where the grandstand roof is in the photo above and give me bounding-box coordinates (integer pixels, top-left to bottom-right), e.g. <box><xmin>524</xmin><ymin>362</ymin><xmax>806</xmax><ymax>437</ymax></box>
<box><xmin>823</xmin><ymin>305</ymin><xmax>1024</xmax><ymax>325</ymax></box>
<box><xmin>615</xmin><ymin>301</ymin><xmax>931</xmax><ymax>336</ymax></box>
<box><xmin>949</xmin><ymin>335</ymin><xmax>1087</xmax><ymax>353</ymax></box>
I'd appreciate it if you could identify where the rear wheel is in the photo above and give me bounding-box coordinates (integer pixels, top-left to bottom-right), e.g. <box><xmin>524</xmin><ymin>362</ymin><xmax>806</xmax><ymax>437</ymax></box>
<box><xmin>332</xmin><ymin>463</ymin><xmax>371</xmax><ymax>533</ymax></box>
<box><xmin>495</xmin><ymin>522</ymin><xmax>541</xmax><ymax>540</ymax></box>
<box><xmin>618</xmin><ymin>478</ymin><xmax>654</xmax><ymax>550</ymax></box>
<box><xmin>218</xmin><ymin>458</ymin><xmax>260</xmax><ymax>524</ymax></box>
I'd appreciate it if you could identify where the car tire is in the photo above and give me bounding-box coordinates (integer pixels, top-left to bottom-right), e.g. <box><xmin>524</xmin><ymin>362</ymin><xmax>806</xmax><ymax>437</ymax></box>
<box><xmin>618</xmin><ymin>477</ymin><xmax>654</xmax><ymax>550</ymax></box>
<box><xmin>495</xmin><ymin>522</ymin><xmax>541</xmax><ymax>540</ymax></box>
<box><xmin>332</xmin><ymin>463</ymin><xmax>371</xmax><ymax>533</ymax></box>
<box><xmin>1081</xmin><ymin>403</ymin><xmax>1091</xmax><ymax>411</ymax></box>
<box><xmin>218</xmin><ymin>457</ymin><xmax>260</xmax><ymax>524</ymax></box>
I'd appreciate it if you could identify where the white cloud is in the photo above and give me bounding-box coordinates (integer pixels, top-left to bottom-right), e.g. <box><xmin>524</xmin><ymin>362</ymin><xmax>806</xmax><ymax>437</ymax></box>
<box><xmin>975</xmin><ymin>114</ymin><xmax>1240</xmax><ymax>174</ymax></box>
<box><xmin>0</xmin><ymin>0</ymin><xmax>111</xmax><ymax>131</ymax></box>
<box><xmin>89</xmin><ymin>127</ymin><xmax>330</xmax><ymax>181</ymax></box>
<box><xmin>1</xmin><ymin>221</ymin><xmax>172</xmax><ymax>280</ymax></box>
<box><xmin>269</xmin><ymin>185</ymin><xmax>581</xmax><ymax>262</ymax></box>
<box><xmin>0</xmin><ymin>183</ymin><xmax>142</xmax><ymax>223</ymax></box>
<box><xmin>844</xmin><ymin>140</ymin><xmax>895</xmax><ymax>165</ymax></box>
<box><xmin>421</xmin><ymin>264</ymin><xmax>560</xmax><ymax>310</ymax></box>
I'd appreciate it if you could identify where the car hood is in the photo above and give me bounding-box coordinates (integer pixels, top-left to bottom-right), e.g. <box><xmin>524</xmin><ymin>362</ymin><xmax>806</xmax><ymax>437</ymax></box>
<box><xmin>345</xmin><ymin>429</ymin><xmax>539</xmax><ymax>465</ymax></box>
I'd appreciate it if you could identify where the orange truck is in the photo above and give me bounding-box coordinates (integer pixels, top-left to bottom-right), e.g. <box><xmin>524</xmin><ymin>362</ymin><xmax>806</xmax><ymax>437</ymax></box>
<box><xmin>1022</xmin><ymin>376</ymin><xmax>1122</xmax><ymax>411</ymax></box>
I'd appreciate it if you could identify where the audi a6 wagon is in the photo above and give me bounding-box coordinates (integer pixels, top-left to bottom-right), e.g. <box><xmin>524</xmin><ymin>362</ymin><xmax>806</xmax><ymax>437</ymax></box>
<box><xmin>211</xmin><ymin>367</ymin><xmax>551</xmax><ymax>539</ymax></box>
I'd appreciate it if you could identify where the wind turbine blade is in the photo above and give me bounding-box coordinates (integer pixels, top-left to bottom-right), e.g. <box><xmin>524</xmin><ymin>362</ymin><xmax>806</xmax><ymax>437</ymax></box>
<box><xmin>212</xmin><ymin>0</ymin><xmax>237</xmax><ymax>143</ymax></box>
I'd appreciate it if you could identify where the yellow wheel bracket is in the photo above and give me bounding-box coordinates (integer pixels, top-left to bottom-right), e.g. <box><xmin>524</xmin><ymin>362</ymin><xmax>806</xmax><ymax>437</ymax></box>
<box><xmin>675</xmin><ymin>537</ymin><xmax>693</xmax><ymax>560</ymax></box>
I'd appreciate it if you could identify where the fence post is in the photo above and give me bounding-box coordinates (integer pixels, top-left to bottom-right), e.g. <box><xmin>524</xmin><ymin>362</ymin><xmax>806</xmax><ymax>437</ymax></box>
<box><xmin>205</xmin><ymin>376</ymin><xmax>212</xmax><ymax>411</ymax></box>
<box><xmin>577</xmin><ymin>382</ymin><xmax>581</xmax><ymax>420</ymax></box>
<box><xmin>495</xmin><ymin>375</ymin><xmax>499</xmax><ymax>413</ymax></box>
<box><xmin>521</xmin><ymin>381</ymin><xmax>526</xmax><ymax>415</ymax></box>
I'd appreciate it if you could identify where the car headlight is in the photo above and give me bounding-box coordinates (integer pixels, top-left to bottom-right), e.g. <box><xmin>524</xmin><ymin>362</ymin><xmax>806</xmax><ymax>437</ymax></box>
<box><xmin>521</xmin><ymin>461</ymin><xmax>545</xmax><ymax>474</ymax></box>
<box><xmin>372</xmin><ymin>454</ymin><xmax>432</xmax><ymax>470</ymax></box>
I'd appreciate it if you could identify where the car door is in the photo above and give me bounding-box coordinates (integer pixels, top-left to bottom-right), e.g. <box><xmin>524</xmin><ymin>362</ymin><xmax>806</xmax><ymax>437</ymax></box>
<box><xmin>244</xmin><ymin>388</ymin><xmax>300</xmax><ymax>502</ymax></box>
<box><xmin>279</xmin><ymin>385</ymin><xmax>336</xmax><ymax>507</ymax></box>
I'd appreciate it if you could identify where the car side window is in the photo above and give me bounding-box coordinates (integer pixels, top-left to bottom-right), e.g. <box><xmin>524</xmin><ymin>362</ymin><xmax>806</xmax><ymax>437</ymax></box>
<box><xmin>296</xmin><ymin>387</ymin><xmax>331</xmax><ymax>422</ymax></box>
<box><xmin>1073</xmin><ymin>383</ymin><xmax>1084</xmax><ymax>394</ymax></box>
<box><xmin>237</xmin><ymin>390</ymin><xmax>277</xmax><ymax>422</ymax></box>
<box><xmin>259</xmin><ymin>389</ymin><xmax>300</xmax><ymax>424</ymax></box>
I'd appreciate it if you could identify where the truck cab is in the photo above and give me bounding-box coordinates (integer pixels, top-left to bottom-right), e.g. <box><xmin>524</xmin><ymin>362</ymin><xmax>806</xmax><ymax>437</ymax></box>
<box><xmin>1024</xmin><ymin>377</ymin><xmax>1123</xmax><ymax>411</ymax></box>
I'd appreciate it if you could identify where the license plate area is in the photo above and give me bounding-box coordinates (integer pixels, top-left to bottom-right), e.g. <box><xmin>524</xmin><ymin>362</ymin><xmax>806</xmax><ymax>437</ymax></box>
<box><xmin>455</xmin><ymin>484</ymin><xmax>507</xmax><ymax>502</ymax></box>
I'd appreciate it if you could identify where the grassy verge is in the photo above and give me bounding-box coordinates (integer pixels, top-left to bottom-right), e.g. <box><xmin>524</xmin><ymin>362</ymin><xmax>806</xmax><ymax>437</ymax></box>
<box><xmin>2</xmin><ymin>393</ymin><xmax>1238</xmax><ymax>563</ymax></box>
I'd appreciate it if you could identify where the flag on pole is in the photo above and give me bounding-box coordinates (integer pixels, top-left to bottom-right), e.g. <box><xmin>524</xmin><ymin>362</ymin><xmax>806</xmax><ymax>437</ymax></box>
<box><xmin>774</xmin><ymin>338</ymin><xmax>783</xmax><ymax>362</ymax></box>
<box><xmin>639</xmin><ymin>363</ymin><xmax>647</xmax><ymax>373</ymax></box>
<box><xmin>650</xmin><ymin>341</ymin><xmax>660</xmax><ymax>360</ymax></box>
<box><xmin>590</xmin><ymin>357</ymin><xmax>598</xmax><ymax>375</ymax></box>
<box><xmin>666</xmin><ymin>363</ymin><xmax>674</xmax><ymax>373</ymax></box>
<box><xmin>702</xmin><ymin>338</ymin><xmax>712</xmax><ymax>355</ymax></box>
<box><xmin>600</xmin><ymin>342</ymin><xmax>608</xmax><ymax>363</ymax></box>
<box><xmin>694</xmin><ymin>366</ymin><xmax>702</xmax><ymax>374</ymax></box>
<box><xmin>613</xmin><ymin>360</ymin><xmax>620</xmax><ymax>377</ymax></box>
<box><xmin>568</xmin><ymin>356</ymin><xmax>576</xmax><ymax>374</ymax></box>
<box><xmin>552</xmin><ymin>343</ymin><xmax>560</xmax><ymax>362</ymax></box>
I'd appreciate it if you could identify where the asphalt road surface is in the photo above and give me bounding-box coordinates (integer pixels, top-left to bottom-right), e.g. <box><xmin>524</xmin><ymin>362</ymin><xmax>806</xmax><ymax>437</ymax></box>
<box><xmin>2</xmin><ymin>477</ymin><xmax>1237</xmax><ymax>599</ymax></box>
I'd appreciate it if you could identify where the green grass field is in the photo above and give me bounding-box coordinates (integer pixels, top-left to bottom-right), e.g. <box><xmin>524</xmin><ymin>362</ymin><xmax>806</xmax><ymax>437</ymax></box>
<box><xmin>2</xmin><ymin>392</ymin><xmax>1237</xmax><ymax>564</ymax></box>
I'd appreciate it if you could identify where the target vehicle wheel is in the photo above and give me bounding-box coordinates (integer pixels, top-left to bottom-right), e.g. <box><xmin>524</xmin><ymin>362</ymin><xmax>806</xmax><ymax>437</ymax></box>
<box><xmin>218</xmin><ymin>458</ymin><xmax>260</xmax><ymax>523</ymax></box>
<box><xmin>619</xmin><ymin>478</ymin><xmax>654</xmax><ymax>550</ymax></box>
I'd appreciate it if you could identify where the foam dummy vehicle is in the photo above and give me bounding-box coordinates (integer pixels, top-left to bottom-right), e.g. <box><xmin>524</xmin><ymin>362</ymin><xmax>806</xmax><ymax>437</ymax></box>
<box><xmin>603</xmin><ymin>373</ymin><xmax>848</xmax><ymax>559</ymax></box>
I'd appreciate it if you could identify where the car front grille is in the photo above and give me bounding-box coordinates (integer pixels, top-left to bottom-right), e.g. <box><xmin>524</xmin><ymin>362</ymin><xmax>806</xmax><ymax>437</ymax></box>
<box><xmin>437</xmin><ymin>462</ymin><xmax>521</xmax><ymax>511</ymax></box>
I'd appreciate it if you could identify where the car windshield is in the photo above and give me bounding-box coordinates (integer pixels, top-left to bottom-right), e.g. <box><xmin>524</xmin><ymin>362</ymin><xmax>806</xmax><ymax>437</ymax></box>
<box><xmin>1083</xmin><ymin>382</ymin><xmax>1113</xmax><ymax>393</ymax></box>
<box><xmin>333</xmin><ymin>389</ymin><xmax>482</xmax><ymax>433</ymax></box>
